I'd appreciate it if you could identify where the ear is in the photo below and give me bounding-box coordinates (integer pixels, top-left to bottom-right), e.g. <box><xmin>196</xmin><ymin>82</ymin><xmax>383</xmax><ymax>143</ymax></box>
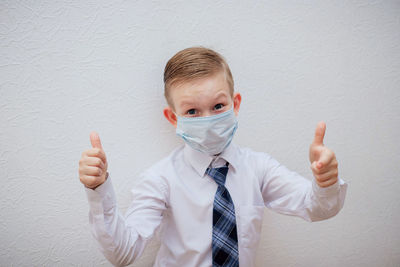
<box><xmin>163</xmin><ymin>106</ymin><xmax>177</xmax><ymax>128</ymax></box>
<box><xmin>233</xmin><ymin>92</ymin><xmax>242</xmax><ymax>116</ymax></box>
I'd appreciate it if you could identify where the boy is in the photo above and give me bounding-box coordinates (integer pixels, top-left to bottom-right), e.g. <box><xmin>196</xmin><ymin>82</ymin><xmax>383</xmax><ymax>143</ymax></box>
<box><xmin>79</xmin><ymin>47</ymin><xmax>348</xmax><ymax>267</ymax></box>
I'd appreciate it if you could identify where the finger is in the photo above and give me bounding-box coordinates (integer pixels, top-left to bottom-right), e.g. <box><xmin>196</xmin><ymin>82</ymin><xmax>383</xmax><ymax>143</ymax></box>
<box><xmin>81</xmin><ymin>165</ymin><xmax>103</xmax><ymax>176</ymax></box>
<box><xmin>86</xmin><ymin>148</ymin><xmax>107</xmax><ymax>165</ymax></box>
<box><xmin>90</xmin><ymin>131</ymin><xmax>103</xmax><ymax>149</ymax></box>
<box><xmin>85</xmin><ymin>156</ymin><xmax>105</xmax><ymax>169</ymax></box>
<box><xmin>311</xmin><ymin>159</ymin><xmax>333</xmax><ymax>175</ymax></box>
<box><xmin>314</xmin><ymin>168</ymin><xmax>338</xmax><ymax>183</ymax></box>
<box><xmin>311</xmin><ymin>161</ymin><xmax>321</xmax><ymax>174</ymax></box>
<box><xmin>80</xmin><ymin>174</ymin><xmax>100</xmax><ymax>188</ymax></box>
<box><xmin>316</xmin><ymin>177</ymin><xmax>338</xmax><ymax>188</ymax></box>
<box><xmin>317</xmin><ymin>148</ymin><xmax>334</xmax><ymax>170</ymax></box>
<box><xmin>312</xmin><ymin>121</ymin><xmax>326</xmax><ymax>146</ymax></box>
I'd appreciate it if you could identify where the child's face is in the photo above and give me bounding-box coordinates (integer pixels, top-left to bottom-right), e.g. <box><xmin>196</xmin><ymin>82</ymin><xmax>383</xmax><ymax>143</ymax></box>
<box><xmin>163</xmin><ymin>71</ymin><xmax>242</xmax><ymax>127</ymax></box>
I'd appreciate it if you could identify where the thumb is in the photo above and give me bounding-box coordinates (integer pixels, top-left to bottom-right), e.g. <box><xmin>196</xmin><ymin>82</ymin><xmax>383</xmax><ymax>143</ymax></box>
<box><xmin>312</xmin><ymin>121</ymin><xmax>326</xmax><ymax>146</ymax></box>
<box><xmin>90</xmin><ymin>131</ymin><xmax>103</xmax><ymax>149</ymax></box>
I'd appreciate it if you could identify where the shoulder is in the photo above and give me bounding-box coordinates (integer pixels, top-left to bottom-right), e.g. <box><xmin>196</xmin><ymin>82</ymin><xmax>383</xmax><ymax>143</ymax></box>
<box><xmin>233</xmin><ymin>143</ymin><xmax>275</xmax><ymax>162</ymax></box>
<box><xmin>132</xmin><ymin>145</ymin><xmax>184</xmax><ymax>201</ymax></box>
<box><xmin>232</xmin><ymin>143</ymin><xmax>281</xmax><ymax>175</ymax></box>
<box><xmin>144</xmin><ymin>145</ymin><xmax>184</xmax><ymax>174</ymax></box>
<box><xmin>137</xmin><ymin>145</ymin><xmax>184</xmax><ymax>182</ymax></box>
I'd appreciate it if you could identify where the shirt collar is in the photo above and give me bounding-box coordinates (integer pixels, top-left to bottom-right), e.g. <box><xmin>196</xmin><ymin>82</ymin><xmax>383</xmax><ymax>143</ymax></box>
<box><xmin>218</xmin><ymin>142</ymin><xmax>239</xmax><ymax>173</ymax></box>
<box><xmin>183</xmin><ymin>142</ymin><xmax>239</xmax><ymax>177</ymax></box>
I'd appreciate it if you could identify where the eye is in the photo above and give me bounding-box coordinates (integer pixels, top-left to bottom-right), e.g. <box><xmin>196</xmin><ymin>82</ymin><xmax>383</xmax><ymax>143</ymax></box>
<box><xmin>214</xmin><ymin>103</ymin><xmax>224</xmax><ymax>110</ymax></box>
<box><xmin>186</xmin><ymin>109</ymin><xmax>196</xmax><ymax>115</ymax></box>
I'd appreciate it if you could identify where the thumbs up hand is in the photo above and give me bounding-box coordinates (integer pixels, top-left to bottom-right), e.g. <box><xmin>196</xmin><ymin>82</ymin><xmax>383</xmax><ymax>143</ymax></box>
<box><xmin>78</xmin><ymin>131</ymin><xmax>109</xmax><ymax>189</ymax></box>
<box><xmin>309</xmin><ymin>122</ymin><xmax>339</xmax><ymax>188</ymax></box>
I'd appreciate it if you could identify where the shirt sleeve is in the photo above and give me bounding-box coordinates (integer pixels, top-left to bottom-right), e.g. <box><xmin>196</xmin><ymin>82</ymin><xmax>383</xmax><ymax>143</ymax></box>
<box><xmin>259</xmin><ymin>154</ymin><xmax>348</xmax><ymax>222</ymax></box>
<box><xmin>84</xmin><ymin>171</ymin><xmax>168</xmax><ymax>266</ymax></box>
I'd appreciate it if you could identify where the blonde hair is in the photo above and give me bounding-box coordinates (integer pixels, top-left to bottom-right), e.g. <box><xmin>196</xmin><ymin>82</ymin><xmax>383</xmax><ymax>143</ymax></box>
<box><xmin>164</xmin><ymin>46</ymin><xmax>234</xmax><ymax>109</ymax></box>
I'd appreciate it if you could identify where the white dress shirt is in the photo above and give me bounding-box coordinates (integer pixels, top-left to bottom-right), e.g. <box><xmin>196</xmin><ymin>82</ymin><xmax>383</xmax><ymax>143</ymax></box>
<box><xmin>85</xmin><ymin>142</ymin><xmax>348</xmax><ymax>267</ymax></box>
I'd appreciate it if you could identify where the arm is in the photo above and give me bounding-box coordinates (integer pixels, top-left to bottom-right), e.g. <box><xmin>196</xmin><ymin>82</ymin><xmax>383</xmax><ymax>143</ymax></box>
<box><xmin>260</xmin><ymin>156</ymin><xmax>347</xmax><ymax>222</ymax></box>
<box><xmin>260</xmin><ymin>122</ymin><xmax>348</xmax><ymax>222</ymax></box>
<box><xmin>79</xmin><ymin>131</ymin><xmax>167</xmax><ymax>266</ymax></box>
<box><xmin>85</xmin><ymin>171</ymin><xmax>167</xmax><ymax>266</ymax></box>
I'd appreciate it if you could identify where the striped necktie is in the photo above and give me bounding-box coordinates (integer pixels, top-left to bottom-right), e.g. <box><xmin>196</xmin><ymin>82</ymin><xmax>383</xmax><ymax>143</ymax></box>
<box><xmin>206</xmin><ymin>162</ymin><xmax>239</xmax><ymax>267</ymax></box>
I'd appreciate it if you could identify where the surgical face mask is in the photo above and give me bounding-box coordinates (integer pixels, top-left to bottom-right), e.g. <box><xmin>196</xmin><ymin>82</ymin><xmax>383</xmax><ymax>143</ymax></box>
<box><xmin>175</xmin><ymin>106</ymin><xmax>238</xmax><ymax>155</ymax></box>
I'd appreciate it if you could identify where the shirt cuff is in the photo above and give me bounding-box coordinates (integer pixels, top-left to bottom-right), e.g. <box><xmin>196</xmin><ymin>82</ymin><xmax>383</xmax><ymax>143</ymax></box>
<box><xmin>312</xmin><ymin>177</ymin><xmax>346</xmax><ymax>197</ymax></box>
<box><xmin>84</xmin><ymin>172</ymin><xmax>116</xmax><ymax>213</ymax></box>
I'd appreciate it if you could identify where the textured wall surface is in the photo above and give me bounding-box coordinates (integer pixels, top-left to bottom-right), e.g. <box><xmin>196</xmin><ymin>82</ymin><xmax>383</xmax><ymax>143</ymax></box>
<box><xmin>1</xmin><ymin>1</ymin><xmax>400</xmax><ymax>266</ymax></box>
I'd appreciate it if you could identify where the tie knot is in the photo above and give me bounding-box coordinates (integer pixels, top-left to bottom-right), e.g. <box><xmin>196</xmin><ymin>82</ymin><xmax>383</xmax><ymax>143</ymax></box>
<box><xmin>206</xmin><ymin>163</ymin><xmax>229</xmax><ymax>187</ymax></box>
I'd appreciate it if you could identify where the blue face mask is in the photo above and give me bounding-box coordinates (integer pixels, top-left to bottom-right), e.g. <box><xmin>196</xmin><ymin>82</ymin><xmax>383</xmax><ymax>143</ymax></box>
<box><xmin>175</xmin><ymin>106</ymin><xmax>238</xmax><ymax>155</ymax></box>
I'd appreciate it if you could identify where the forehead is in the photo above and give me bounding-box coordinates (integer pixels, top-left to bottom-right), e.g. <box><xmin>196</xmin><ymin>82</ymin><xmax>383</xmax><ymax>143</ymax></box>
<box><xmin>171</xmin><ymin>72</ymin><xmax>230</xmax><ymax>98</ymax></box>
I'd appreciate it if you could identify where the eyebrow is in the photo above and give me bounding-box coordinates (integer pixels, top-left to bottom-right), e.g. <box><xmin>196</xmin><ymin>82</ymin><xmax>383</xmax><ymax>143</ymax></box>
<box><xmin>179</xmin><ymin>100</ymin><xmax>195</xmax><ymax>108</ymax></box>
<box><xmin>214</xmin><ymin>91</ymin><xmax>229</xmax><ymax>100</ymax></box>
<box><xmin>178</xmin><ymin>90</ymin><xmax>229</xmax><ymax>109</ymax></box>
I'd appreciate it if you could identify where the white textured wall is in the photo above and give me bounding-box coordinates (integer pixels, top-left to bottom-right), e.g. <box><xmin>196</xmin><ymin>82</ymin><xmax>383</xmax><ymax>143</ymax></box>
<box><xmin>1</xmin><ymin>1</ymin><xmax>399</xmax><ymax>266</ymax></box>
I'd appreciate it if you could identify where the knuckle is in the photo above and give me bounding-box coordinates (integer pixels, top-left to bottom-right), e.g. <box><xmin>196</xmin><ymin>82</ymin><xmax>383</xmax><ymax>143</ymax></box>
<box><xmin>96</xmin><ymin>158</ymin><xmax>102</xmax><ymax>166</ymax></box>
<box><xmin>333</xmin><ymin>161</ymin><xmax>338</xmax><ymax>168</ymax></box>
<box><xmin>79</xmin><ymin>157</ymin><xmax>85</xmax><ymax>165</ymax></box>
<box><xmin>86</xmin><ymin>177</ymin><xmax>97</xmax><ymax>187</ymax></box>
<box><xmin>320</xmin><ymin>180</ymin><xmax>330</xmax><ymax>187</ymax></box>
<box><xmin>89</xmin><ymin>148</ymin><xmax>98</xmax><ymax>156</ymax></box>
<box><xmin>323</xmin><ymin>179</ymin><xmax>334</xmax><ymax>187</ymax></box>
<box><xmin>316</xmin><ymin>180</ymin><xmax>325</xmax><ymax>187</ymax></box>
<box><xmin>80</xmin><ymin>175</ymin><xmax>90</xmax><ymax>185</ymax></box>
<box><xmin>328</xmin><ymin>180</ymin><xmax>336</xmax><ymax>187</ymax></box>
<box><xmin>321</xmin><ymin>183</ymin><xmax>329</xmax><ymax>188</ymax></box>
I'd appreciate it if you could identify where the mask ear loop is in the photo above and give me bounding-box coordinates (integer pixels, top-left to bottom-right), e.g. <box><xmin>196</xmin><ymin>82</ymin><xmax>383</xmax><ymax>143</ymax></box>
<box><xmin>172</xmin><ymin>111</ymin><xmax>180</xmax><ymax>121</ymax></box>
